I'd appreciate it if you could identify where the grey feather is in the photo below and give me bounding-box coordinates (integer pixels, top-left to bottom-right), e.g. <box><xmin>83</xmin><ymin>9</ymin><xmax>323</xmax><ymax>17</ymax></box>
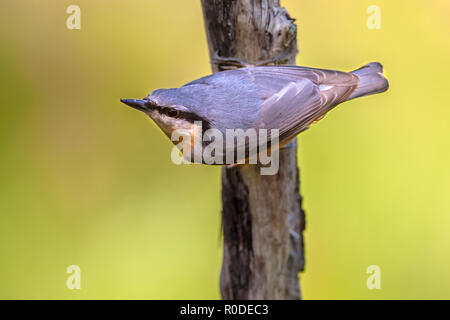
<box><xmin>348</xmin><ymin>62</ymin><xmax>389</xmax><ymax>100</ymax></box>
<box><xmin>145</xmin><ymin>63</ymin><xmax>388</xmax><ymax>143</ymax></box>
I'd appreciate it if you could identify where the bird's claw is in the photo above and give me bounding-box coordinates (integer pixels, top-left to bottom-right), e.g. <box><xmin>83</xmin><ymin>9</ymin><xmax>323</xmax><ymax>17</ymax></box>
<box><xmin>210</xmin><ymin>48</ymin><xmax>292</xmax><ymax>71</ymax></box>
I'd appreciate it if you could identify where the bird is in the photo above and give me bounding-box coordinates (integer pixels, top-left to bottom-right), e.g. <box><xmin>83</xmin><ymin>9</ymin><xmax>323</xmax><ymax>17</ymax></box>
<box><xmin>121</xmin><ymin>62</ymin><xmax>389</xmax><ymax>164</ymax></box>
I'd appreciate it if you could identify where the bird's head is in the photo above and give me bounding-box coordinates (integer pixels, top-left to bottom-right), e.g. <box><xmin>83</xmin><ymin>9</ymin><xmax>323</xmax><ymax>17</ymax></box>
<box><xmin>120</xmin><ymin>92</ymin><xmax>209</xmax><ymax>145</ymax></box>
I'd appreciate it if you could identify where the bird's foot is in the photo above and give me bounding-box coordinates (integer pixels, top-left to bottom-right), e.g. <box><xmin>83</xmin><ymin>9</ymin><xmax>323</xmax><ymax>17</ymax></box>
<box><xmin>210</xmin><ymin>53</ymin><xmax>252</xmax><ymax>70</ymax></box>
<box><xmin>211</xmin><ymin>48</ymin><xmax>291</xmax><ymax>71</ymax></box>
<box><xmin>280</xmin><ymin>139</ymin><xmax>298</xmax><ymax>149</ymax></box>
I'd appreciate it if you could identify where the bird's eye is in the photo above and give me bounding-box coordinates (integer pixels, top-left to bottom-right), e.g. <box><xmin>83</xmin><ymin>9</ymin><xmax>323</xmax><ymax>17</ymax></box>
<box><xmin>167</xmin><ymin>109</ymin><xmax>180</xmax><ymax>118</ymax></box>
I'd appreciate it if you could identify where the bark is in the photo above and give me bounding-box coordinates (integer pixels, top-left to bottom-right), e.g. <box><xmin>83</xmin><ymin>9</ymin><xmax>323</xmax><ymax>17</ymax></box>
<box><xmin>201</xmin><ymin>0</ymin><xmax>305</xmax><ymax>300</ymax></box>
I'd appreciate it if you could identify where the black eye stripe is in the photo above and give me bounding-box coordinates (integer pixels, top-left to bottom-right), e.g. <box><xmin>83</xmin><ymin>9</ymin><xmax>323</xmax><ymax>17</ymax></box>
<box><xmin>152</xmin><ymin>105</ymin><xmax>211</xmax><ymax>128</ymax></box>
<box><xmin>167</xmin><ymin>109</ymin><xmax>179</xmax><ymax>117</ymax></box>
<box><xmin>156</xmin><ymin>106</ymin><xmax>181</xmax><ymax>118</ymax></box>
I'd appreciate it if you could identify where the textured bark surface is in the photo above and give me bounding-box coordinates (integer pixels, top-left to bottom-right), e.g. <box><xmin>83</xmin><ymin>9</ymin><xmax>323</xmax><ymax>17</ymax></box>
<box><xmin>201</xmin><ymin>0</ymin><xmax>306</xmax><ymax>300</ymax></box>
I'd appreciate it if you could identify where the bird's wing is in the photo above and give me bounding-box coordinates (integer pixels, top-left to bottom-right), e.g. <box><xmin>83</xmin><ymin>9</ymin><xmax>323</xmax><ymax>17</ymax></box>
<box><xmin>249</xmin><ymin>65</ymin><xmax>358</xmax><ymax>85</ymax></box>
<box><xmin>245</xmin><ymin>66</ymin><xmax>359</xmax><ymax>143</ymax></box>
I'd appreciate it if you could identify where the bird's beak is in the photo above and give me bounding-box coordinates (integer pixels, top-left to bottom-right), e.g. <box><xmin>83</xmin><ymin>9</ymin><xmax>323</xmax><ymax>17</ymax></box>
<box><xmin>120</xmin><ymin>99</ymin><xmax>148</xmax><ymax>112</ymax></box>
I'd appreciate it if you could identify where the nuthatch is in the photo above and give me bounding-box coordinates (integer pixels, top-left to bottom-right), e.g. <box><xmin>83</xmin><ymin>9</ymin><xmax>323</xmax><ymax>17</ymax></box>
<box><xmin>121</xmin><ymin>62</ymin><xmax>388</xmax><ymax>164</ymax></box>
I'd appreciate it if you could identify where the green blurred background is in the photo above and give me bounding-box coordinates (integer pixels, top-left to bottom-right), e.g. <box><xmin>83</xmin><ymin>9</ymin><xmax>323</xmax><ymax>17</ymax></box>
<box><xmin>0</xmin><ymin>0</ymin><xmax>449</xmax><ymax>299</ymax></box>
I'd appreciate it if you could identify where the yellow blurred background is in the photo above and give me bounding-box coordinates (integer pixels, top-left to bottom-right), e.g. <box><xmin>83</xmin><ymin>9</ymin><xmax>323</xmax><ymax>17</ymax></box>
<box><xmin>0</xmin><ymin>0</ymin><xmax>449</xmax><ymax>299</ymax></box>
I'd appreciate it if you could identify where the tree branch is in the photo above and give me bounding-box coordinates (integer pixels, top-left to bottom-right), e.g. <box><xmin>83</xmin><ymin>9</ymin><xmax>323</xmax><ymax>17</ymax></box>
<box><xmin>201</xmin><ymin>0</ymin><xmax>305</xmax><ymax>300</ymax></box>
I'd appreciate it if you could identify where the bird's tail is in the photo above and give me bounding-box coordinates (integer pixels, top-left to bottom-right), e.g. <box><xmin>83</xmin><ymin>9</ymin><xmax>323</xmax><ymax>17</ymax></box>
<box><xmin>347</xmin><ymin>62</ymin><xmax>389</xmax><ymax>100</ymax></box>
